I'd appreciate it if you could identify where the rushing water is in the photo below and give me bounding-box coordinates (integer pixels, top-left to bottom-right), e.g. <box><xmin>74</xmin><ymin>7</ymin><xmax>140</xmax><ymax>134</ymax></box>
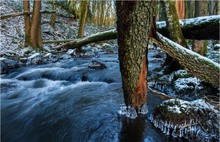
<box><xmin>1</xmin><ymin>52</ymin><xmax>188</xmax><ymax>142</ymax></box>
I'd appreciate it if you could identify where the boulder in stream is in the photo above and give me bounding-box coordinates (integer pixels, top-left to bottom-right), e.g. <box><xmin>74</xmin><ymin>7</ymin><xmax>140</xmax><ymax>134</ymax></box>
<box><xmin>88</xmin><ymin>60</ymin><xmax>106</xmax><ymax>69</ymax></box>
<box><xmin>0</xmin><ymin>58</ymin><xmax>19</xmax><ymax>74</ymax></box>
<box><xmin>26</xmin><ymin>53</ymin><xmax>46</xmax><ymax>65</ymax></box>
<box><xmin>151</xmin><ymin>98</ymin><xmax>219</xmax><ymax>141</ymax></box>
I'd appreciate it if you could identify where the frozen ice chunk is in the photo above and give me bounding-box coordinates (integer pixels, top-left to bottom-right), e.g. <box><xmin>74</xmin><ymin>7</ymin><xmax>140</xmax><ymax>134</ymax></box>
<box><xmin>126</xmin><ymin>106</ymin><xmax>137</xmax><ymax>119</ymax></box>
<box><xmin>118</xmin><ymin>104</ymin><xmax>127</xmax><ymax>115</ymax></box>
<box><xmin>138</xmin><ymin>104</ymin><xmax>148</xmax><ymax>114</ymax></box>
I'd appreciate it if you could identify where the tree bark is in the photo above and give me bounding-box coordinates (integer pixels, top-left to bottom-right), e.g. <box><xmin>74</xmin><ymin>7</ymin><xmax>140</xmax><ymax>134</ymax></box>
<box><xmin>52</xmin><ymin>29</ymin><xmax>117</xmax><ymax>50</ymax></box>
<box><xmin>78</xmin><ymin>0</ymin><xmax>89</xmax><ymax>38</ymax></box>
<box><xmin>161</xmin><ymin>0</ymin><xmax>188</xmax><ymax>74</ymax></box>
<box><xmin>153</xmin><ymin>33</ymin><xmax>220</xmax><ymax>88</ymax></box>
<box><xmin>30</xmin><ymin>0</ymin><xmax>42</xmax><ymax>49</ymax></box>
<box><xmin>192</xmin><ymin>0</ymin><xmax>208</xmax><ymax>56</ymax></box>
<box><xmin>50</xmin><ymin>0</ymin><xmax>56</xmax><ymax>28</ymax></box>
<box><xmin>175</xmin><ymin>0</ymin><xmax>185</xmax><ymax>19</ymax></box>
<box><xmin>116</xmin><ymin>1</ymin><xmax>156</xmax><ymax>109</ymax></box>
<box><xmin>23</xmin><ymin>0</ymin><xmax>31</xmax><ymax>47</ymax></box>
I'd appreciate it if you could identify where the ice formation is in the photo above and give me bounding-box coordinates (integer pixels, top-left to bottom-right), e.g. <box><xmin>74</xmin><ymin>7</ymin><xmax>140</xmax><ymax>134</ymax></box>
<box><xmin>150</xmin><ymin>99</ymin><xmax>219</xmax><ymax>141</ymax></box>
<box><xmin>118</xmin><ymin>103</ymin><xmax>148</xmax><ymax>119</ymax></box>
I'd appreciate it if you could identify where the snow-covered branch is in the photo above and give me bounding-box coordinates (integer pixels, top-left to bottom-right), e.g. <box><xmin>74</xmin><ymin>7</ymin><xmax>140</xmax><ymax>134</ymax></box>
<box><xmin>153</xmin><ymin>32</ymin><xmax>220</xmax><ymax>88</ymax></box>
<box><xmin>157</xmin><ymin>15</ymin><xmax>220</xmax><ymax>40</ymax></box>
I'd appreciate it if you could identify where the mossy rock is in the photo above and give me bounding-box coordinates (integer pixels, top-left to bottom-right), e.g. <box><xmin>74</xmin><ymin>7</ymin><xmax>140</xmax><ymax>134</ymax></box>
<box><xmin>152</xmin><ymin>99</ymin><xmax>219</xmax><ymax>141</ymax></box>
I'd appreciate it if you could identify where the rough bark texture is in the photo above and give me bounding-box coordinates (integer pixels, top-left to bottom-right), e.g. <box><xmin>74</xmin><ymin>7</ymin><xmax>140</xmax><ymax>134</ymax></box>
<box><xmin>53</xmin><ymin>29</ymin><xmax>117</xmax><ymax>50</ymax></box>
<box><xmin>162</xmin><ymin>0</ymin><xmax>187</xmax><ymax>47</ymax></box>
<box><xmin>30</xmin><ymin>0</ymin><xmax>42</xmax><ymax>49</ymax></box>
<box><xmin>192</xmin><ymin>0</ymin><xmax>208</xmax><ymax>56</ymax></box>
<box><xmin>116</xmin><ymin>1</ymin><xmax>155</xmax><ymax>109</ymax></box>
<box><xmin>23</xmin><ymin>0</ymin><xmax>31</xmax><ymax>47</ymax></box>
<box><xmin>161</xmin><ymin>0</ymin><xmax>187</xmax><ymax>74</ymax></box>
<box><xmin>78</xmin><ymin>0</ymin><xmax>89</xmax><ymax>38</ymax></box>
<box><xmin>50</xmin><ymin>0</ymin><xmax>56</xmax><ymax>28</ymax></box>
<box><xmin>154</xmin><ymin>33</ymin><xmax>220</xmax><ymax>88</ymax></box>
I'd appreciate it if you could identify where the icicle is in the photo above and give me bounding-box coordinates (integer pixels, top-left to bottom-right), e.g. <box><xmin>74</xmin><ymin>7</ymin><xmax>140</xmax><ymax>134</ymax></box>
<box><xmin>138</xmin><ymin>104</ymin><xmax>148</xmax><ymax>114</ymax></box>
<box><xmin>149</xmin><ymin>114</ymin><xmax>153</xmax><ymax>122</ymax></box>
<box><xmin>126</xmin><ymin>106</ymin><xmax>137</xmax><ymax>119</ymax></box>
<box><xmin>163</xmin><ymin>126</ymin><xmax>167</xmax><ymax>134</ymax></box>
<box><xmin>166</xmin><ymin>127</ymin><xmax>170</xmax><ymax>135</ymax></box>
<box><xmin>172</xmin><ymin>125</ymin><xmax>178</xmax><ymax>137</ymax></box>
<box><xmin>118</xmin><ymin>104</ymin><xmax>127</xmax><ymax>115</ymax></box>
<box><xmin>179</xmin><ymin>127</ymin><xmax>184</xmax><ymax>137</ymax></box>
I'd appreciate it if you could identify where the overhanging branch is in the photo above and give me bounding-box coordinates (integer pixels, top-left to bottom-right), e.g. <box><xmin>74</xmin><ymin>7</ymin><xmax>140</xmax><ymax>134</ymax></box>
<box><xmin>0</xmin><ymin>10</ymin><xmax>56</xmax><ymax>20</ymax></box>
<box><xmin>153</xmin><ymin>32</ymin><xmax>220</xmax><ymax>88</ymax></box>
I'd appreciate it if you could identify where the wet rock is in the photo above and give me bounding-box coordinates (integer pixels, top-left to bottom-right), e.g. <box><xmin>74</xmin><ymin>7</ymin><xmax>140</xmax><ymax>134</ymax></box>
<box><xmin>26</xmin><ymin>53</ymin><xmax>46</xmax><ymax>65</ymax></box>
<box><xmin>153</xmin><ymin>53</ymin><xmax>163</xmax><ymax>58</ymax></box>
<box><xmin>43</xmin><ymin>46</ymin><xmax>51</xmax><ymax>52</ymax></box>
<box><xmin>174</xmin><ymin>77</ymin><xmax>201</xmax><ymax>94</ymax></box>
<box><xmin>151</xmin><ymin>98</ymin><xmax>219</xmax><ymax>141</ymax></box>
<box><xmin>19</xmin><ymin>47</ymin><xmax>33</xmax><ymax>57</ymax></box>
<box><xmin>44</xmin><ymin>53</ymin><xmax>52</xmax><ymax>58</ymax></box>
<box><xmin>173</xmin><ymin>70</ymin><xmax>191</xmax><ymax>79</ymax></box>
<box><xmin>59</xmin><ymin>54</ymin><xmax>71</xmax><ymax>60</ymax></box>
<box><xmin>102</xmin><ymin>43</ymin><xmax>112</xmax><ymax>49</ymax></box>
<box><xmin>213</xmin><ymin>44</ymin><xmax>220</xmax><ymax>50</ymax></box>
<box><xmin>0</xmin><ymin>58</ymin><xmax>19</xmax><ymax>74</ymax></box>
<box><xmin>19</xmin><ymin>58</ymin><xmax>28</xmax><ymax>64</ymax></box>
<box><xmin>82</xmin><ymin>46</ymin><xmax>102</xmax><ymax>55</ymax></box>
<box><xmin>67</xmin><ymin>49</ymin><xmax>76</xmax><ymax>56</ymax></box>
<box><xmin>88</xmin><ymin>60</ymin><xmax>106</xmax><ymax>69</ymax></box>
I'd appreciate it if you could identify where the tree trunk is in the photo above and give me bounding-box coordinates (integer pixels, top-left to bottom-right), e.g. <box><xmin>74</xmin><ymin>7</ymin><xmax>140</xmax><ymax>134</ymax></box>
<box><xmin>192</xmin><ymin>0</ymin><xmax>208</xmax><ymax>56</ymax></box>
<box><xmin>78</xmin><ymin>0</ymin><xmax>89</xmax><ymax>38</ymax></box>
<box><xmin>161</xmin><ymin>0</ymin><xmax>188</xmax><ymax>74</ymax></box>
<box><xmin>116</xmin><ymin>1</ymin><xmax>155</xmax><ymax>109</ymax></box>
<box><xmin>175</xmin><ymin>0</ymin><xmax>185</xmax><ymax>19</ymax></box>
<box><xmin>153</xmin><ymin>33</ymin><xmax>220</xmax><ymax>88</ymax></box>
<box><xmin>30</xmin><ymin>0</ymin><xmax>42</xmax><ymax>49</ymax></box>
<box><xmin>50</xmin><ymin>0</ymin><xmax>56</xmax><ymax>28</ymax></box>
<box><xmin>23</xmin><ymin>0</ymin><xmax>31</xmax><ymax>47</ymax></box>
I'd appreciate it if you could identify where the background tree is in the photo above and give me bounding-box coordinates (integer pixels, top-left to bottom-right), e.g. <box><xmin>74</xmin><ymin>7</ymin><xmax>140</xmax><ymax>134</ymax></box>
<box><xmin>50</xmin><ymin>0</ymin><xmax>56</xmax><ymax>28</ymax></box>
<box><xmin>78</xmin><ymin>0</ymin><xmax>89</xmax><ymax>38</ymax></box>
<box><xmin>30</xmin><ymin>0</ymin><xmax>42</xmax><ymax>49</ymax></box>
<box><xmin>175</xmin><ymin>0</ymin><xmax>185</xmax><ymax>19</ymax></box>
<box><xmin>116</xmin><ymin>1</ymin><xmax>156</xmax><ymax>109</ymax></box>
<box><xmin>23</xmin><ymin>0</ymin><xmax>31</xmax><ymax>47</ymax></box>
<box><xmin>161</xmin><ymin>0</ymin><xmax>187</xmax><ymax>74</ymax></box>
<box><xmin>192</xmin><ymin>0</ymin><xmax>208</xmax><ymax>56</ymax></box>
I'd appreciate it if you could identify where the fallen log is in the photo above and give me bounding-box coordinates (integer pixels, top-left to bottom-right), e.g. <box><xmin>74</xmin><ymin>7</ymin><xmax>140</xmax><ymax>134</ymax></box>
<box><xmin>0</xmin><ymin>10</ymin><xmax>56</xmax><ymax>20</ymax></box>
<box><xmin>52</xmin><ymin>29</ymin><xmax>117</xmax><ymax>50</ymax></box>
<box><xmin>153</xmin><ymin>33</ymin><xmax>220</xmax><ymax>88</ymax></box>
<box><xmin>42</xmin><ymin>39</ymin><xmax>72</xmax><ymax>44</ymax></box>
<box><xmin>46</xmin><ymin>15</ymin><xmax>219</xmax><ymax>48</ymax></box>
<box><xmin>157</xmin><ymin>15</ymin><xmax>220</xmax><ymax>40</ymax></box>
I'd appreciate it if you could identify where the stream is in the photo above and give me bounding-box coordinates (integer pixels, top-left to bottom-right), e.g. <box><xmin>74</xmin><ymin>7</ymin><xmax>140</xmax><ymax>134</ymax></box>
<box><xmin>1</xmin><ymin>51</ymin><xmax>188</xmax><ymax>142</ymax></box>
